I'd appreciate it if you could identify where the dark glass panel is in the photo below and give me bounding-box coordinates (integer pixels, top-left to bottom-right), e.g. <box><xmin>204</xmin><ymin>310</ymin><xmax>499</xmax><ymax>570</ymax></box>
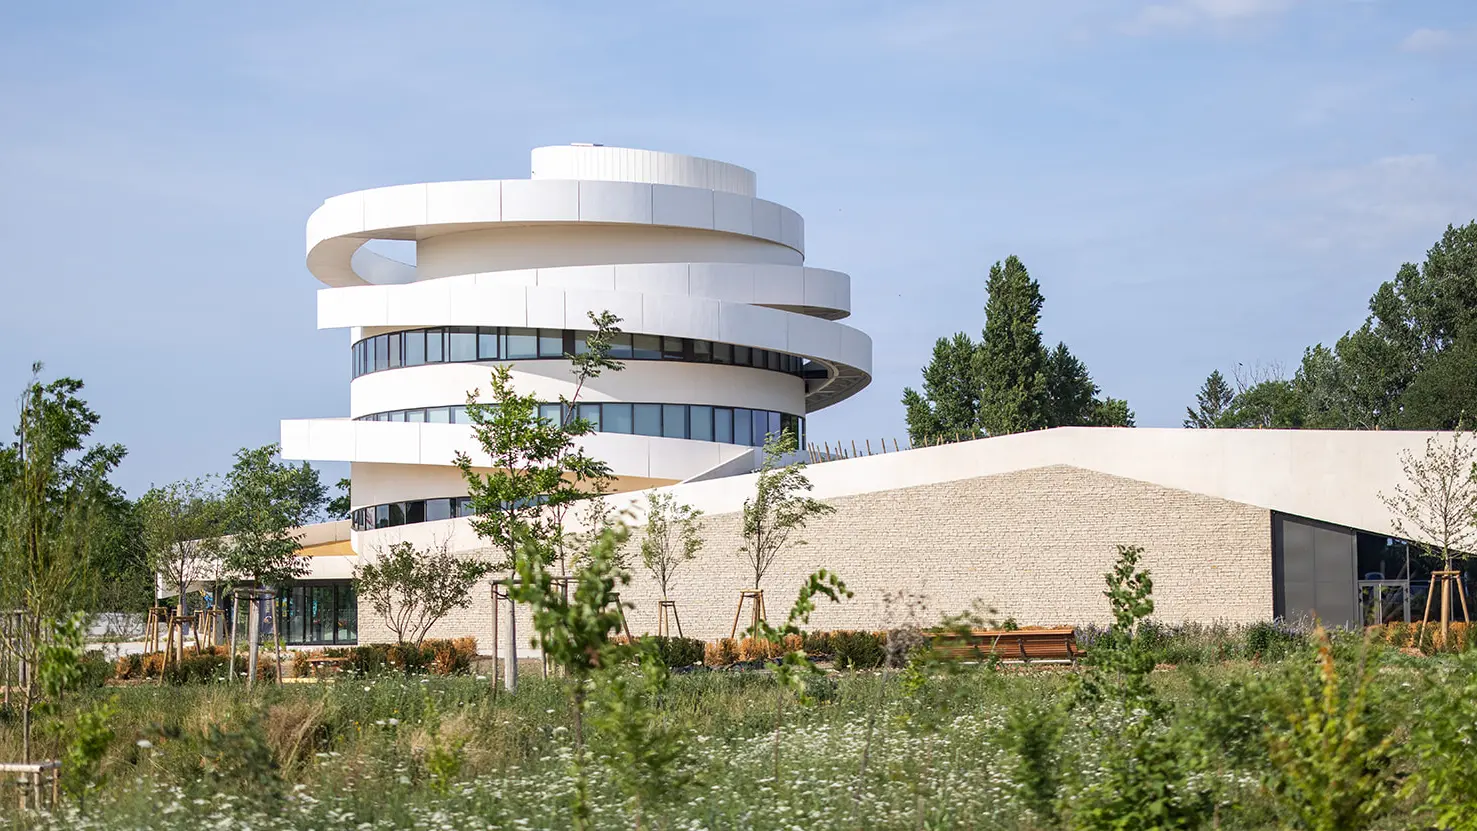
<box><xmin>449</xmin><ymin>328</ymin><xmax>477</xmax><ymax>362</ymax></box>
<box><xmin>768</xmin><ymin>351</ymin><xmax>781</xmax><ymax>371</ymax></box>
<box><xmin>539</xmin><ymin>403</ymin><xmax>562</xmax><ymax>425</ymax></box>
<box><xmin>505</xmin><ymin>328</ymin><xmax>537</xmax><ymax>359</ymax></box>
<box><xmin>734</xmin><ymin>408</ymin><xmax>752</xmax><ymax>445</ymax></box>
<box><xmin>337</xmin><ymin>584</ymin><xmax>357</xmax><ymax>643</ymax></box>
<box><xmin>573</xmin><ymin>331</ymin><xmax>590</xmax><ymax>355</ymax></box>
<box><xmin>455</xmin><ymin>498</ymin><xmax>475</xmax><ymax>518</ymax></box>
<box><xmin>404</xmin><ymin>331</ymin><xmax>425</xmax><ymax>366</ymax></box>
<box><xmin>609</xmin><ymin>333</ymin><xmax>633</xmax><ymax>359</ymax></box>
<box><xmin>714</xmin><ymin>408</ymin><xmax>733</xmax><ymax>443</ymax></box>
<box><xmin>577</xmin><ymin>403</ymin><xmax>601</xmax><ymax>431</ymax></box>
<box><xmin>634</xmin><ymin>404</ymin><xmax>662</xmax><ymax>436</ymax></box>
<box><xmin>734</xmin><ymin>345</ymin><xmax>751</xmax><ymax>366</ymax></box>
<box><xmin>633</xmin><ymin>334</ymin><xmax>661</xmax><ymax>359</ymax></box>
<box><xmin>388</xmin><ymin>333</ymin><xmax>402</xmax><ymax>368</ymax></box>
<box><xmin>754</xmin><ymin>410</ymin><xmax>771</xmax><ymax>444</ymax></box>
<box><xmin>426</xmin><ymin>498</ymin><xmax>452</xmax><ymax>522</ymax></box>
<box><xmin>375</xmin><ymin>505</ymin><xmax>390</xmax><ymax>529</ymax></box>
<box><xmin>405</xmin><ymin>501</ymin><xmax>425</xmax><ymax>524</ymax></box>
<box><xmin>690</xmin><ymin>405</ymin><xmax>713</xmax><ymax>441</ymax></box>
<box><xmin>388</xmin><ymin>503</ymin><xmax>406</xmax><ymax>526</ymax></box>
<box><xmin>604</xmin><ymin>403</ymin><xmax>633</xmax><ymax>433</ymax></box>
<box><xmin>713</xmin><ymin>342</ymin><xmax>732</xmax><ymax>364</ymax></box>
<box><xmin>663</xmin><ymin>404</ymin><xmax>687</xmax><ymax>439</ymax></box>
<box><xmin>538</xmin><ymin>329</ymin><xmax>564</xmax><ymax>358</ymax></box>
<box><xmin>662</xmin><ymin>337</ymin><xmax>684</xmax><ymax>359</ymax></box>
<box><xmin>693</xmin><ymin>340</ymin><xmax>712</xmax><ymax>362</ymax></box>
<box><xmin>374</xmin><ymin>335</ymin><xmax>389</xmax><ymax>371</ymax></box>
<box><xmin>426</xmin><ymin>329</ymin><xmax>445</xmax><ymax>362</ymax></box>
<box><xmin>478</xmin><ymin>328</ymin><xmax>500</xmax><ymax>360</ymax></box>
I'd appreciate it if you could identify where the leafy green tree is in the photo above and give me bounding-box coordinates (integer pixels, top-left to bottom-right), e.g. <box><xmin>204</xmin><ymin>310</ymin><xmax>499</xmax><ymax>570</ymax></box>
<box><xmin>739</xmin><ymin>429</ymin><xmax>836</xmax><ymax>592</ymax></box>
<box><xmin>139</xmin><ymin>477</ymin><xmax>225</xmax><ymax>622</ymax></box>
<box><xmin>1222</xmin><ymin>380</ymin><xmax>1304</xmax><ymax>429</ymax></box>
<box><xmin>354</xmin><ymin>539</ymin><xmax>493</xmax><ymax>646</ymax></box>
<box><xmin>977</xmin><ymin>255</ymin><xmax>1051</xmax><ymax>435</ymax></box>
<box><xmin>1090</xmin><ymin>397</ymin><xmax>1136</xmax><ymax>427</ymax></box>
<box><xmin>1184</xmin><ymin>369</ymin><xmax>1235</xmax><ymax>428</ymax></box>
<box><xmin>326</xmin><ymin>477</ymin><xmax>352</xmax><ymax>520</ymax></box>
<box><xmin>0</xmin><ymin>367</ymin><xmax>126</xmax><ymax>760</ymax></box>
<box><xmin>219</xmin><ymin>443</ymin><xmax>326</xmax><ymax>586</ymax></box>
<box><xmin>902</xmin><ymin>332</ymin><xmax>982</xmax><ymax>442</ymax></box>
<box><xmin>639</xmin><ymin>491</ymin><xmax>703</xmax><ymax>599</ymax></box>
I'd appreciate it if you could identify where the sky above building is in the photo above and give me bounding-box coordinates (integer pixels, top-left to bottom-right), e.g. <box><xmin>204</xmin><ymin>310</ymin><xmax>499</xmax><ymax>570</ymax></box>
<box><xmin>2</xmin><ymin>1</ymin><xmax>1475</xmax><ymax>496</ymax></box>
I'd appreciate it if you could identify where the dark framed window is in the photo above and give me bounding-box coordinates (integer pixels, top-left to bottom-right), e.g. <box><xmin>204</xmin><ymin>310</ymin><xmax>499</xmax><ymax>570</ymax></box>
<box><xmin>715</xmin><ymin>407</ymin><xmax>733</xmax><ymax>443</ymax></box>
<box><xmin>277</xmin><ymin>580</ymin><xmax>357</xmax><ymax>646</ymax></box>
<box><xmin>478</xmin><ymin>328</ymin><xmax>500</xmax><ymax>360</ymax></box>
<box><xmin>352</xmin><ymin>327</ymin><xmax>809</xmax><ymax>379</ymax></box>
<box><xmin>604</xmin><ymin>403</ymin><xmax>633</xmax><ymax>433</ymax></box>
<box><xmin>634</xmin><ymin>404</ymin><xmax>662</xmax><ymax>436</ymax></box>
<box><xmin>449</xmin><ymin>328</ymin><xmax>477</xmax><ymax>362</ymax></box>
<box><xmin>735</xmin><ymin>408</ymin><xmax>752</xmax><ymax>445</ymax></box>
<box><xmin>505</xmin><ymin>328</ymin><xmax>537</xmax><ymax>359</ymax></box>
<box><xmin>426</xmin><ymin>498</ymin><xmax>452</xmax><ymax>522</ymax></box>
<box><xmin>662</xmin><ymin>404</ymin><xmax>687</xmax><ymax>439</ymax></box>
<box><xmin>690</xmin><ymin>405</ymin><xmax>713</xmax><ymax>441</ymax></box>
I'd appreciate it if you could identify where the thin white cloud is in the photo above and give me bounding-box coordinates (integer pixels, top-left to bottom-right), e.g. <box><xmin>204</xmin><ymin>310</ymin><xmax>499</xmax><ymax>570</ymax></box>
<box><xmin>1123</xmin><ymin>0</ymin><xmax>1298</xmax><ymax>35</ymax></box>
<box><xmin>1255</xmin><ymin>155</ymin><xmax>1477</xmax><ymax>253</ymax></box>
<box><xmin>1398</xmin><ymin>27</ymin><xmax>1469</xmax><ymax>53</ymax></box>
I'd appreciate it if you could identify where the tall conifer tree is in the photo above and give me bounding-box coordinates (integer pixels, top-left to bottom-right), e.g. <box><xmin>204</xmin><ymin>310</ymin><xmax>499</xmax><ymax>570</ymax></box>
<box><xmin>977</xmin><ymin>256</ymin><xmax>1050</xmax><ymax>435</ymax></box>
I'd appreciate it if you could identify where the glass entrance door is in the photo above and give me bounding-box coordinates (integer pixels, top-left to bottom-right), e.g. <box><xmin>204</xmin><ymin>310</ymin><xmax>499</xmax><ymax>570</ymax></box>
<box><xmin>1358</xmin><ymin>580</ymin><xmax>1410</xmax><ymax>625</ymax></box>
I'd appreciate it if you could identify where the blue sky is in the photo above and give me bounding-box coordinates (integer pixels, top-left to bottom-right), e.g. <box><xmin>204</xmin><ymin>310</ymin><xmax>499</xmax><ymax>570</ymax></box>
<box><xmin>2</xmin><ymin>1</ymin><xmax>1475</xmax><ymax>496</ymax></box>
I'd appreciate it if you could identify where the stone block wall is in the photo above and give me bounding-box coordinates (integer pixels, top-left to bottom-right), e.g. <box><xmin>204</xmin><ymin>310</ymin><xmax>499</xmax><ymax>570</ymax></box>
<box><xmin>356</xmin><ymin>464</ymin><xmax>1274</xmax><ymax>650</ymax></box>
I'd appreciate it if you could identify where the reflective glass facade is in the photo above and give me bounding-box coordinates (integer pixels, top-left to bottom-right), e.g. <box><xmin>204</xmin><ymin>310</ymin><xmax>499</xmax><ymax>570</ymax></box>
<box><xmin>275</xmin><ymin>581</ymin><xmax>357</xmax><ymax>645</ymax></box>
<box><xmin>355</xmin><ymin>402</ymin><xmax>802</xmax><ymax>449</ymax></box>
<box><xmin>352</xmin><ymin>327</ymin><xmax>809</xmax><ymax>379</ymax></box>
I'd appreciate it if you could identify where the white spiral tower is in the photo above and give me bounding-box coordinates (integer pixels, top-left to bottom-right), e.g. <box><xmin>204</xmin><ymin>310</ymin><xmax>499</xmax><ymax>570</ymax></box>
<box><xmin>281</xmin><ymin>145</ymin><xmax>872</xmax><ymax>544</ymax></box>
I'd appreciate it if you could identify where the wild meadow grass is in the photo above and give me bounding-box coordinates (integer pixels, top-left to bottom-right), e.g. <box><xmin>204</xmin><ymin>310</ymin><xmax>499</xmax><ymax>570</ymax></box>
<box><xmin>2</xmin><ymin>637</ymin><xmax>1472</xmax><ymax>830</ymax></box>
<box><xmin>3</xmin><ymin>612</ymin><xmax>1475</xmax><ymax>830</ymax></box>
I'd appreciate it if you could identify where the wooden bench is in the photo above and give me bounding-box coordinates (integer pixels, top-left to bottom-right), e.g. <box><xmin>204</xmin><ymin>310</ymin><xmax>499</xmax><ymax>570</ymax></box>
<box><xmin>927</xmin><ymin>627</ymin><xmax>1081</xmax><ymax>665</ymax></box>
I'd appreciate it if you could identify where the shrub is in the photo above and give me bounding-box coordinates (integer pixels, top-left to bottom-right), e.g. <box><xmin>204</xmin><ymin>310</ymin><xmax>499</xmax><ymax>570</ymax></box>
<box><xmin>639</xmin><ymin>636</ymin><xmax>705</xmax><ymax>668</ymax></box>
<box><xmin>831</xmin><ymin>630</ymin><xmax>886</xmax><ymax>669</ymax></box>
<box><xmin>736</xmin><ymin>637</ymin><xmax>783</xmax><ymax>663</ymax></box>
<box><xmin>801</xmin><ymin>630</ymin><xmax>833</xmax><ymax>657</ymax></box>
<box><xmin>428</xmin><ymin>638</ymin><xmax>478</xmax><ymax>675</ymax></box>
<box><xmin>704</xmin><ymin>638</ymin><xmax>739</xmax><ymax>667</ymax></box>
<box><xmin>1244</xmin><ymin>620</ymin><xmax>1305</xmax><ymax>661</ymax></box>
<box><xmin>114</xmin><ymin>653</ymin><xmax>143</xmax><ymax>681</ymax></box>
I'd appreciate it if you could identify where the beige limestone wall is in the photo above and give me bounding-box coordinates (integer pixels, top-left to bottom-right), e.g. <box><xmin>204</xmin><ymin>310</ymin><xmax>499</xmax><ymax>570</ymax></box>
<box><xmin>356</xmin><ymin>464</ymin><xmax>1274</xmax><ymax>649</ymax></box>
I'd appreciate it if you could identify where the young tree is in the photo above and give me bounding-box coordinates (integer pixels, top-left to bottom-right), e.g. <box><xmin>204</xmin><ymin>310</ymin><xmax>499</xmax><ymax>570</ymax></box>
<box><xmin>457</xmin><ymin>310</ymin><xmax>623</xmax><ymax>688</ymax></box>
<box><xmin>549</xmin><ymin>311</ymin><xmax>624</xmax><ymax>576</ymax></box>
<box><xmin>977</xmin><ymin>255</ymin><xmax>1051</xmax><ymax>436</ymax></box>
<box><xmin>139</xmin><ymin>477</ymin><xmax>225</xmax><ymax>622</ymax></box>
<box><xmin>0</xmin><ymin>365</ymin><xmax>125</xmax><ymax>761</ymax></box>
<box><xmin>739</xmin><ymin>430</ymin><xmax>836</xmax><ymax>592</ymax></box>
<box><xmin>218</xmin><ymin>444</ymin><xmax>326</xmax><ymax>586</ymax></box>
<box><xmin>640</xmin><ymin>491</ymin><xmax>703</xmax><ymax>599</ymax></box>
<box><xmin>1379</xmin><ymin>429</ymin><xmax>1477</xmax><ymax>636</ymax></box>
<box><xmin>354</xmin><ymin>539</ymin><xmax>494</xmax><ymax>646</ymax></box>
<box><xmin>902</xmin><ymin>333</ymin><xmax>982</xmax><ymax>443</ymax></box>
<box><xmin>1184</xmin><ymin>369</ymin><xmax>1235</xmax><ymax>428</ymax></box>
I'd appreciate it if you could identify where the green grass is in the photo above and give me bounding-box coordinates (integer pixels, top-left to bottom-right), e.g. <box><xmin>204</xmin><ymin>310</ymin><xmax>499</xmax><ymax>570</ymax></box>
<box><xmin>0</xmin><ymin>647</ymin><xmax>1467</xmax><ymax>830</ymax></box>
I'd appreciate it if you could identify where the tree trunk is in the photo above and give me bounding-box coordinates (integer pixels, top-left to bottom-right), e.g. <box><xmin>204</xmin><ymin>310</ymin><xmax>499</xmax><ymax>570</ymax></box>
<box><xmin>504</xmin><ymin>580</ymin><xmax>518</xmax><ymax>692</ymax></box>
